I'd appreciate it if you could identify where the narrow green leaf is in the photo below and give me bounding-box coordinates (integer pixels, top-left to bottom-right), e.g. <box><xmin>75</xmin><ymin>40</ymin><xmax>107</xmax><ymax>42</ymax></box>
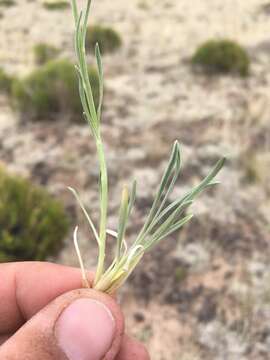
<box><xmin>184</xmin><ymin>157</ymin><xmax>226</xmax><ymax>202</ymax></box>
<box><xmin>71</xmin><ymin>0</ymin><xmax>79</xmax><ymax>22</ymax></box>
<box><xmin>95</xmin><ymin>43</ymin><xmax>104</xmax><ymax>122</ymax></box>
<box><xmin>152</xmin><ymin>214</ymin><xmax>194</xmax><ymax>246</ymax></box>
<box><xmin>116</xmin><ymin>186</ymin><xmax>129</xmax><ymax>260</ymax></box>
<box><xmin>127</xmin><ymin>179</ymin><xmax>137</xmax><ymax>217</ymax></box>
<box><xmin>145</xmin><ymin>201</ymin><xmax>186</xmax><ymax>246</ymax></box>
<box><xmin>76</xmin><ymin>66</ymin><xmax>97</xmax><ymax>135</ymax></box>
<box><xmin>83</xmin><ymin>0</ymin><xmax>91</xmax><ymax>36</ymax></box>
<box><xmin>147</xmin><ymin>142</ymin><xmax>181</xmax><ymax>225</ymax></box>
<box><xmin>148</xmin><ymin>199</ymin><xmax>193</xmax><ymax>233</ymax></box>
<box><xmin>141</xmin><ymin>158</ymin><xmax>225</xmax><ymax>250</ymax></box>
<box><xmin>135</xmin><ymin>141</ymin><xmax>181</xmax><ymax>243</ymax></box>
<box><xmin>75</xmin><ymin>4</ymin><xmax>98</xmax><ymax>130</ymax></box>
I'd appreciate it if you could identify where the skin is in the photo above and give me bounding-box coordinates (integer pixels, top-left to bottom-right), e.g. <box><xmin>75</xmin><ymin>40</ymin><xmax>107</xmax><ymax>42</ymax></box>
<box><xmin>0</xmin><ymin>262</ymin><xmax>150</xmax><ymax>360</ymax></box>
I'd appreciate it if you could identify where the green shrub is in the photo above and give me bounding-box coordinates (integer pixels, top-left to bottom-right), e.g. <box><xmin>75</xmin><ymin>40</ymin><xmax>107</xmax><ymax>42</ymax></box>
<box><xmin>0</xmin><ymin>68</ymin><xmax>14</xmax><ymax>94</ymax></box>
<box><xmin>86</xmin><ymin>25</ymin><xmax>122</xmax><ymax>54</ymax></box>
<box><xmin>33</xmin><ymin>43</ymin><xmax>59</xmax><ymax>65</ymax></box>
<box><xmin>12</xmin><ymin>59</ymin><xmax>99</xmax><ymax>122</ymax></box>
<box><xmin>0</xmin><ymin>0</ymin><xmax>15</xmax><ymax>7</ymax></box>
<box><xmin>43</xmin><ymin>1</ymin><xmax>69</xmax><ymax>10</ymax></box>
<box><xmin>191</xmin><ymin>39</ymin><xmax>250</xmax><ymax>77</ymax></box>
<box><xmin>0</xmin><ymin>168</ymin><xmax>70</xmax><ymax>262</ymax></box>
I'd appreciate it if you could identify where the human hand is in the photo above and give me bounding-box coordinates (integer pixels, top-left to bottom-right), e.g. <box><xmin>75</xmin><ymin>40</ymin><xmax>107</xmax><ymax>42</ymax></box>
<box><xmin>0</xmin><ymin>262</ymin><xmax>150</xmax><ymax>360</ymax></box>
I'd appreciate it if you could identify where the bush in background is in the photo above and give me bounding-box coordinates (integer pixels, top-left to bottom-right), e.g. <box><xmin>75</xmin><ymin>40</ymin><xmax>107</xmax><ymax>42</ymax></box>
<box><xmin>191</xmin><ymin>39</ymin><xmax>250</xmax><ymax>77</ymax></box>
<box><xmin>42</xmin><ymin>1</ymin><xmax>69</xmax><ymax>10</ymax></box>
<box><xmin>0</xmin><ymin>68</ymin><xmax>14</xmax><ymax>94</ymax></box>
<box><xmin>33</xmin><ymin>43</ymin><xmax>60</xmax><ymax>65</ymax></box>
<box><xmin>0</xmin><ymin>168</ymin><xmax>69</xmax><ymax>262</ymax></box>
<box><xmin>12</xmin><ymin>59</ymin><xmax>99</xmax><ymax>122</ymax></box>
<box><xmin>0</xmin><ymin>0</ymin><xmax>16</xmax><ymax>7</ymax></box>
<box><xmin>86</xmin><ymin>25</ymin><xmax>122</xmax><ymax>54</ymax></box>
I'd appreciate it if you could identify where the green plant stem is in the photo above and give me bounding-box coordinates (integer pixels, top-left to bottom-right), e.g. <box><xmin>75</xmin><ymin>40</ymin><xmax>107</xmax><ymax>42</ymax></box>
<box><xmin>94</xmin><ymin>137</ymin><xmax>108</xmax><ymax>284</ymax></box>
<box><xmin>71</xmin><ymin>0</ymin><xmax>109</xmax><ymax>285</ymax></box>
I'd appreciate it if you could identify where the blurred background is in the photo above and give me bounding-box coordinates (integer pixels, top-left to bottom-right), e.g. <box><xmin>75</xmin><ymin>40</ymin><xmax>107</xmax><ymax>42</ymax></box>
<box><xmin>0</xmin><ymin>0</ymin><xmax>270</xmax><ymax>359</ymax></box>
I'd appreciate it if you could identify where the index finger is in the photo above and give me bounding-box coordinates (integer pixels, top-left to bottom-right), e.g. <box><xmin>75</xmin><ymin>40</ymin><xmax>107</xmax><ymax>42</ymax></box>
<box><xmin>0</xmin><ymin>261</ymin><xmax>93</xmax><ymax>334</ymax></box>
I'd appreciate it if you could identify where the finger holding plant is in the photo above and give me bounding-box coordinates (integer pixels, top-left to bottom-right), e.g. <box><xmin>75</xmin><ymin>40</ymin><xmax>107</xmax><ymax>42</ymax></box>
<box><xmin>69</xmin><ymin>0</ymin><xmax>225</xmax><ymax>294</ymax></box>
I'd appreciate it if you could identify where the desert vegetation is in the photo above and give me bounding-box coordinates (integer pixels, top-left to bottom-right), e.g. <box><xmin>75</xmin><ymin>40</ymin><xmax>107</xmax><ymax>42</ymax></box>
<box><xmin>42</xmin><ymin>0</ymin><xmax>69</xmax><ymax>10</ymax></box>
<box><xmin>0</xmin><ymin>68</ymin><xmax>13</xmax><ymax>94</ymax></box>
<box><xmin>86</xmin><ymin>25</ymin><xmax>122</xmax><ymax>54</ymax></box>
<box><xmin>0</xmin><ymin>167</ymin><xmax>69</xmax><ymax>262</ymax></box>
<box><xmin>33</xmin><ymin>43</ymin><xmax>60</xmax><ymax>65</ymax></box>
<box><xmin>191</xmin><ymin>39</ymin><xmax>250</xmax><ymax>76</ymax></box>
<box><xmin>11</xmin><ymin>59</ymin><xmax>99</xmax><ymax>122</ymax></box>
<box><xmin>0</xmin><ymin>0</ymin><xmax>15</xmax><ymax>8</ymax></box>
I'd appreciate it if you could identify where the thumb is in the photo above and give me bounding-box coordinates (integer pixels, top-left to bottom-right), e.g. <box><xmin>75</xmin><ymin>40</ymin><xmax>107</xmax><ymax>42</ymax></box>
<box><xmin>0</xmin><ymin>288</ymin><xmax>124</xmax><ymax>360</ymax></box>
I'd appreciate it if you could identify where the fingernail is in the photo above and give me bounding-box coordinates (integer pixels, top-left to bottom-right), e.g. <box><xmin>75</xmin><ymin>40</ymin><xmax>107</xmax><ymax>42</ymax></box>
<box><xmin>55</xmin><ymin>298</ymin><xmax>115</xmax><ymax>360</ymax></box>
